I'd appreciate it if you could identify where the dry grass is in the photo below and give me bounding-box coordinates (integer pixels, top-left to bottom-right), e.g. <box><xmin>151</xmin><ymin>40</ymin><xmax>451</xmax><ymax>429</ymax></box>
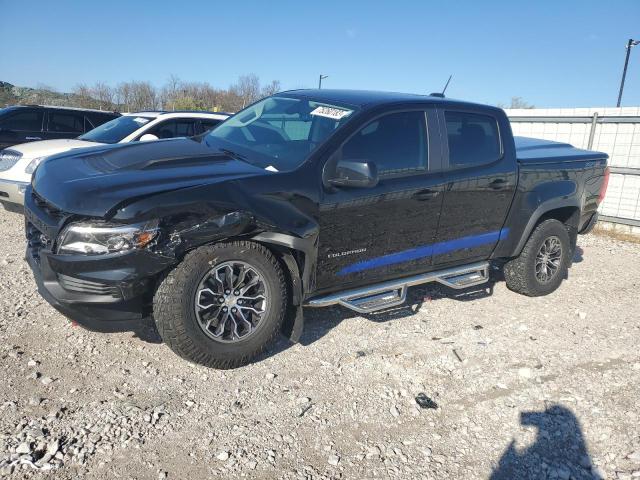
<box><xmin>592</xmin><ymin>224</ymin><xmax>640</xmax><ymax>244</ymax></box>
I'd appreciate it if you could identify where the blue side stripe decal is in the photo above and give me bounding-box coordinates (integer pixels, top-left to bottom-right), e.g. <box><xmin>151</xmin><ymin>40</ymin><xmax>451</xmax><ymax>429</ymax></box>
<box><xmin>337</xmin><ymin>228</ymin><xmax>509</xmax><ymax>276</ymax></box>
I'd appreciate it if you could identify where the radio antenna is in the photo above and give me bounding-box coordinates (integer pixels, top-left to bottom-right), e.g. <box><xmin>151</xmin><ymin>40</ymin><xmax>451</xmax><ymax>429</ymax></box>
<box><xmin>442</xmin><ymin>74</ymin><xmax>453</xmax><ymax>95</ymax></box>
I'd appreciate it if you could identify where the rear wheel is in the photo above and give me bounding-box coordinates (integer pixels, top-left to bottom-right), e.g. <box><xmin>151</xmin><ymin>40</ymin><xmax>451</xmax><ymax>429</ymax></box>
<box><xmin>153</xmin><ymin>241</ymin><xmax>288</xmax><ymax>368</ymax></box>
<box><xmin>504</xmin><ymin>219</ymin><xmax>571</xmax><ymax>297</ymax></box>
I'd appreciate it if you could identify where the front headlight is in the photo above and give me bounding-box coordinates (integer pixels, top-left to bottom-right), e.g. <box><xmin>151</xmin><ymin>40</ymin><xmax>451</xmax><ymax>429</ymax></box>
<box><xmin>57</xmin><ymin>220</ymin><xmax>159</xmax><ymax>255</ymax></box>
<box><xmin>25</xmin><ymin>157</ymin><xmax>45</xmax><ymax>174</ymax></box>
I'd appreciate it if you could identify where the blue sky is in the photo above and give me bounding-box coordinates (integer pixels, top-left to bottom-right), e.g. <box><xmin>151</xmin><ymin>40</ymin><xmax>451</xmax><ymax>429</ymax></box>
<box><xmin>1</xmin><ymin>0</ymin><xmax>639</xmax><ymax>107</ymax></box>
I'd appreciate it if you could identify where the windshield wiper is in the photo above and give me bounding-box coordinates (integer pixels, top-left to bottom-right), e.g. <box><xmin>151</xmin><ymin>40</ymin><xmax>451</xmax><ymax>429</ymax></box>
<box><xmin>219</xmin><ymin>148</ymin><xmax>247</xmax><ymax>161</ymax></box>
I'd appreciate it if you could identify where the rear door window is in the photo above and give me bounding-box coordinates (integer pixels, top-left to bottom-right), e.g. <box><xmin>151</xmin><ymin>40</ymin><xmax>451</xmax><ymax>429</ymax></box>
<box><xmin>48</xmin><ymin>111</ymin><xmax>85</xmax><ymax>133</ymax></box>
<box><xmin>147</xmin><ymin>119</ymin><xmax>197</xmax><ymax>139</ymax></box>
<box><xmin>0</xmin><ymin>110</ymin><xmax>44</xmax><ymax>131</ymax></box>
<box><xmin>444</xmin><ymin>111</ymin><xmax>501</xmax><ymax>168</ymax></box>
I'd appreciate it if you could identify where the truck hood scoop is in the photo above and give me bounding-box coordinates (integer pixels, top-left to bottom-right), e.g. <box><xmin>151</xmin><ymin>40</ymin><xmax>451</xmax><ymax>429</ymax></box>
<box><xmin>31</xmin><ymin>138</ymin><xmax>267</xmax><ymax>217</ymax></box>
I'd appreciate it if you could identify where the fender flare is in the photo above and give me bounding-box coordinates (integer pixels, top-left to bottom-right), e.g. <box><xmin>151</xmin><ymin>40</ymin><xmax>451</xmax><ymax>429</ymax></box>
<box><xmin>512</xmin><ymin>197</ymin><xmax>581</xmax><ymax>256</ymax></box>
<box><xmin>251</xmin><ymin>232</ymin><xmax>317</xmax><ymax>343</ymax></box>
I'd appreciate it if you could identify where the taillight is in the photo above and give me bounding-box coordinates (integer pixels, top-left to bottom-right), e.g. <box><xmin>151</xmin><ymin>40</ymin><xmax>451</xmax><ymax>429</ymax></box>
<box><xmin>598</xmin><ymin>166</ymin><xmax>610</xmax><ymax>203</ymax></box>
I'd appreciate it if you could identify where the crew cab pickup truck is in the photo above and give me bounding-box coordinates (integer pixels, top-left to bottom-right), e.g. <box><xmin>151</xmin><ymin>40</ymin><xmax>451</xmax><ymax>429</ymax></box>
<box><xmin>23</xmin><ymin>90</ymin><xmax>609</xmax><ymax>368</ymax></box>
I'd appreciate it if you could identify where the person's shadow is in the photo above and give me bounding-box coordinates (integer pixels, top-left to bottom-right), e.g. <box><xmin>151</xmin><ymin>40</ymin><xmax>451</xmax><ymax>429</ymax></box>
<box><xmin>491</xmin><ymin>404</ymin><xmax>602</xmax><ymax>480</ymax></box>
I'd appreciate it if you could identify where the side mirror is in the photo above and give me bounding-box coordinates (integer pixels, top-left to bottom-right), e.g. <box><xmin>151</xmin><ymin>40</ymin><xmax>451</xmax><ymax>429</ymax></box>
<box><xmin>328</xmin><ymin>159</ymin><xmax>378</xmax><ymax>188</ymax></box>
<box><xmin>139</xmin><ymin>133</ymin><xmax>159</xmax><ymax>142</ymax></box>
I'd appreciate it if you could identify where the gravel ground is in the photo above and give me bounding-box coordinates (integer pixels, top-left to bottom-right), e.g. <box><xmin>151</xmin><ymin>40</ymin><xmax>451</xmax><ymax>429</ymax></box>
<box><xmin>0</xmin><ymin>206</ymin><xmax>639</xmax><ymax>480</ymax></box>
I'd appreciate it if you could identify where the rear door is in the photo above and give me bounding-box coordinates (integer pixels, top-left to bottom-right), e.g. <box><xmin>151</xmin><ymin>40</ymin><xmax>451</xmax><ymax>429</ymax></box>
<box><xmin>0</xmin><ymin>108</ymin><xmax>45</xmax><ymax>148</ymax></box>
<box><xmin>316</xmin><ymin>108</ymin><xmax>446</xmax><ymax>291</ymax></box>
<box><xmin>432</xmin><ymin>108</ymin><xmax>516</xmax><ymax>267</ymax></box>
<box><xmin>46</xmin><ymin>110</ymin><xmax>85</xmax><ymax>140</ymax></box>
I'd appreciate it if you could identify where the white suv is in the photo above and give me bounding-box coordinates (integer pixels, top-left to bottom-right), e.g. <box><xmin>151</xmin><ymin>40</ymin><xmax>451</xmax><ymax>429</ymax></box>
<box><xmin>0</xmin><ymin>111</ymin><xmax>230</xmax><ymax>210</ymax></box>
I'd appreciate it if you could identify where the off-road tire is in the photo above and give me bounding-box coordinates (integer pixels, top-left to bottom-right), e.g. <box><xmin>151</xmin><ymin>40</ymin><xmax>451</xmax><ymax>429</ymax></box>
<box><xmin>153</xmin><ymin>241</ymin><xmax>288</xmax><ymax>368</ymax></box>
<box><xmin>503</xmin><ymin>219</ymin><xmax>571</xmax><ymax>297</ymax></box>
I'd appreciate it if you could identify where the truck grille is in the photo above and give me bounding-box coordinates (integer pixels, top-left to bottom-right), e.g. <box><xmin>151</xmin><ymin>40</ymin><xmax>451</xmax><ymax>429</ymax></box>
<box><xmin>58</xmin><ymin>274</ymin><xmax>121</xmax><ymax>298</ymax></box>
<box><xmin>26</xmin><ymin>222</ymin><xmax>52</xmax><ymax>264</ymax></box>
<box><xmin>0</xmin><ymin>150</ymin><xmax>22</xmax><ymax>172</ymax></box>
<box><xmin>31</xmin><ymin>190</ymin><xmax>64</xmax><ymax>221</ymax></box>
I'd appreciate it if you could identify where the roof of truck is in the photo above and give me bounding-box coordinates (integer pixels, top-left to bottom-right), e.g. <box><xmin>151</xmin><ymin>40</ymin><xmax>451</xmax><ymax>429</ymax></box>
<box><xmin>276</xmin><ymin>89</ymin><xmax>492</xmax><ymax>110</ymax></box>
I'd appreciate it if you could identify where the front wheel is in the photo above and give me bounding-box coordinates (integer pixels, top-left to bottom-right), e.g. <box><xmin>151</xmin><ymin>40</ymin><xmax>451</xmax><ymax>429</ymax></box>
<box><xmin>503</xmin><ymin>219</ymin><xmax>571</xmax><ymax>297</ymax></box>
<box><xmin>153</xmin><ymin>241</ymin><xmax>288</xmax><ymax>369</ymax></box>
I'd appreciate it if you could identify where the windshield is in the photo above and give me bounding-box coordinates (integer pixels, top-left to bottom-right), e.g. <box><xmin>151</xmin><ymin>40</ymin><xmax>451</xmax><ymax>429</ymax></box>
<box><xmin>78</xmin><ymin>115</ymin><xmax>154</xmax><ymax>144</ymax></box>
<box><xmin>204</xmin><ymin>96</ymin><xmax>357</xmax><ymax>171</ymax></box>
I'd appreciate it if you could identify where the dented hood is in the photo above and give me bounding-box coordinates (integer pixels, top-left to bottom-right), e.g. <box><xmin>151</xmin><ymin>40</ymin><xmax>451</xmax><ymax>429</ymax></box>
<box><xmin>32</xmin><ymin>137</ymin><xmax>268</xmax><ymax>217</ymax></box>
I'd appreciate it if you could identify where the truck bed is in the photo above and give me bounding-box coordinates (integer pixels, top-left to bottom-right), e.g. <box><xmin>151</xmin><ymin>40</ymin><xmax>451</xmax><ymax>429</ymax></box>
<box><xmin>514</xmin><ymin>136</ymin><xmax>607</xmax><ymax>164</ymax></box>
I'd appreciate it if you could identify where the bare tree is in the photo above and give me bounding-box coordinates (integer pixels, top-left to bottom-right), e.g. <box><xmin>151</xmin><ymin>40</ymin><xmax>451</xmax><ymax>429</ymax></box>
<box><xmin>161</xmin><ymin>74</ymin><xmax>182</xmax><ymax>110</ymax></box>
<box><xmin>9</xmin><ymin>74</ymin><xmax>282</xmax><ymax>114</ymax></box>
<box><xmin>115</xmin><ymin>82</ymin><xmax>132</xmax><ymax>112</ymax></box>
<box><xmin>261</xmin><ymin>80</ymin><xmax>281</xmax><ymax>98</ymax></box>
<box><xmin>127</xmin><ymin>81</ymin><xmax>157</xmax><ymax>111</ymax></box>
<box><xmin>72</xmin><ymin>84</ymin><xmax>97</xmax><ymax>109</ymax></box>
<box><xmin>218</xmin><ymin>89</ymin><xmax>244</xmax><ymax>112</ymax></box>
<box><xmin>91</xmin><ymin>82</ymin><xmax>115</xmax><ymax>110</ymax></box>
<box><xmin>498</xmin><ymin>96</ymin><xmax>535</xmax><ymax>109</ymax></box>
<box><xmin>233</xmin><ymin>74</ymin><xmax>261</xmax><ymax>108</ymax></box>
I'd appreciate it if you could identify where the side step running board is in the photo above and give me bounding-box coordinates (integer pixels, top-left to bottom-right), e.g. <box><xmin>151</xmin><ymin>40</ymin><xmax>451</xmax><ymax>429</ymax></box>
<box><xmin>306</xmin><ymin>261</ymin><xmax>490</xmax><ymax>314</ymax></box>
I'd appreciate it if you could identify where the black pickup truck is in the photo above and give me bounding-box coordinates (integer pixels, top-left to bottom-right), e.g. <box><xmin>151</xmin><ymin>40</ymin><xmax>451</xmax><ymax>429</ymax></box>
<box><xmin>23</xmin><ymin>90</ymin><xmax>609</xmax><ymax>368</ymax></box>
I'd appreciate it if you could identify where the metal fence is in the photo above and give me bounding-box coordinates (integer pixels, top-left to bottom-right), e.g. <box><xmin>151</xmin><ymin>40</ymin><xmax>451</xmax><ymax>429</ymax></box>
<box><xmin>505</xmin><ymin>107</ymin><xmax>640</xmax><ymax>228</ymax></box>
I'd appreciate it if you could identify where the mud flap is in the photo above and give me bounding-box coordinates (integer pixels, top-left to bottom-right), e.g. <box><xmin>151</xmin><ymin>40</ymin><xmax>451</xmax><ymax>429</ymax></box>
<box><xmin>282</xmin><ymin>303</ymin><xmax>304</xmax><ymax>343</ymax></box>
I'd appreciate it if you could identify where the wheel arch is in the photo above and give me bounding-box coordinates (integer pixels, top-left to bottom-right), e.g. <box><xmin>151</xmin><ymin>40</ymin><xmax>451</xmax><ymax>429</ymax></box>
<box><xmin>250</xmin><ymin>232</ymin><xmax>317</xmax><ymax>343</ymax></box>
<box><xmin>512</xmin><ymin>199</ymin><xmax>581</xmax><ymax>256</ymax></box>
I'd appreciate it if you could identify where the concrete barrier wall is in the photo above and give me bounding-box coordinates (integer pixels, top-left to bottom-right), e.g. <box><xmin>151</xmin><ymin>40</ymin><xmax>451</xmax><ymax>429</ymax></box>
<box><xmin>505</xmin><ymin>107</ymin><xmax>640</xmax><ymax>228</ymax></box>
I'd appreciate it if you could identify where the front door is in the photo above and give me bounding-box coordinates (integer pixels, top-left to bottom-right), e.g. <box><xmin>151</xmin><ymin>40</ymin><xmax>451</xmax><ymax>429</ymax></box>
<box><xmin>0</xmin><ymin>109</ymin><xmax>45</xmax><ymax>149</ymax></box>
<box><xmin>432</xmin><ymin>109</ymin><xmax>516</xmax><ymax>267</ymax></box>
<box><xmin>316</xmin><ymin>109</ymin><xmax>445</xmax><ymax>292</ymax></box>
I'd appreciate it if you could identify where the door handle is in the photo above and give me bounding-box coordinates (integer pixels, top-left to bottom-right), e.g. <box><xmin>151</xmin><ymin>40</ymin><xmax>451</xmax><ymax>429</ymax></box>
<box><xmin>413</xmin><ymin>189</ymin><xmax>440</xmax><ymax>201</ymax></box>
<box><xmin>489</xmin><ymin>179</ymin><xmax>508</xmax><ymax>190</ymax></box>
<box><xmin>25</xmin><ymin>136</ymin><xmax>42</xmax><ymax>140</ymax></box>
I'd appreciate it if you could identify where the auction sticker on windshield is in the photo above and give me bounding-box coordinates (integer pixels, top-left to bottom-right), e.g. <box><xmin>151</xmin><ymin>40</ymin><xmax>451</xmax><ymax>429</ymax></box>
<box><xmin>133</xmin><ymin>117</ymin><xmax>150</xmax><ymax>124</ymax></box>
<box><xmin>310</xmin><ymin>106</ymin><xmax>353</xmax><ymax>120</ymax></box>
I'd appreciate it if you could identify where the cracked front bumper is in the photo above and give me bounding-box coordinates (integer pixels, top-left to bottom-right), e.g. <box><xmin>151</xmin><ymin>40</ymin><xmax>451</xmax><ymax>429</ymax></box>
<box><xmin>24</xmin><ymin>189</ymin><xmax>175</xmax><ymax>330</ymax></box>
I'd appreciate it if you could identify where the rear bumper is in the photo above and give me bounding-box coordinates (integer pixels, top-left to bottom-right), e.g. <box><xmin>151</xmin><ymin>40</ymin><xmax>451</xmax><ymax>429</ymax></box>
<box><xmin>0</xmin><ymin>179</ymin><xmax>28</xmax><ymax>208</ymax></box>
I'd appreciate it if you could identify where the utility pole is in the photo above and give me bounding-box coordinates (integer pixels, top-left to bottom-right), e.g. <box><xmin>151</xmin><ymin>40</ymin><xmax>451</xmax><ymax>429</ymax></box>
<box><xmin>617</xmin><ymin>38</ymin><xmax>639</xmax><ymax>107</ymax></box>
<box><xmin>318</xmin><ymin>74</ymin><xmax>329</xmax><ymax>89</ymax></box>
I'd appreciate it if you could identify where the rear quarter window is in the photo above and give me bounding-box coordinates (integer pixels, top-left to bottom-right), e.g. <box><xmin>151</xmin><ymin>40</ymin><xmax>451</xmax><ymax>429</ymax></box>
<box><xmin>445</xmin><ymin>111</ymin><xmax>501</xmax><ymax>168</ymax></box>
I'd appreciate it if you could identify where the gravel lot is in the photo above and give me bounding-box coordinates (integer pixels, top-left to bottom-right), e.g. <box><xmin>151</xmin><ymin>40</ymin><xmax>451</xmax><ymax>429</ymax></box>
<box><xmin>0</xmin><ymin>206</ymin><xmax>639</xmax><ymax>479</ymax></box>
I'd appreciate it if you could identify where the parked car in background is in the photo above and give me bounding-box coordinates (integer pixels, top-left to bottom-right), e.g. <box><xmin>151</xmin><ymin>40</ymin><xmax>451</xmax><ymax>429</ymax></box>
<box><xmin>22</xmin><ymin>90</ymin><xmax>609</xmax><ymax>369</ymax></box>
<box><xmin>0</xmin><ymin>105</ymin><xmax>119</xmax><ymax>150</ymax></box>
<box><xmin>0</xmin><ymin>110</ymin><xmax>230</xmax><ymax>211</ymax></box>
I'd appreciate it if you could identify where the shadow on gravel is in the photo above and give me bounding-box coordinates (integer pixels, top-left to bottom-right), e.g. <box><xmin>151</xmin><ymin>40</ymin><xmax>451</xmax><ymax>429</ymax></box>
<box><xmin>72</xmin><ymin>316</ymin><xmax>163</xmax><ymax>344</ymax></box>
<box><xmin>491</xmin><ymin>404</ymin><xmax>602</xmax><ymax>480</ymax></box>
<box><xmin>573</xmin><ymin>246</ymin><xmax>585</xmax><ymax>263</ymax></box>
